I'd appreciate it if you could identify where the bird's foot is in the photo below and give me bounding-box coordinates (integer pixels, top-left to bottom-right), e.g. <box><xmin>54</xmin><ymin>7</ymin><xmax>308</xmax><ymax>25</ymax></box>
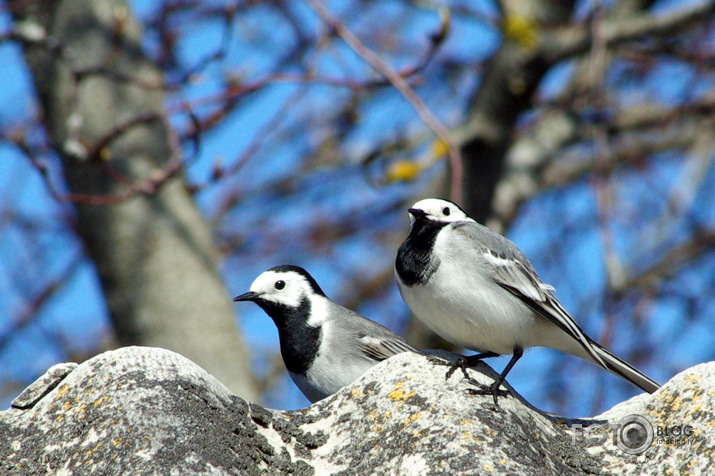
<box><xmin>425</xmin><ymin>355</ymin><xmax>451</xmax><ymax>367</ymax></box>
<box><xmin>445</xmin><ymin>356</ymin><xmax>469</xmax><ymax>379</ymax></box>
<box><xmin>466</xmin><ymin>381</ymin><xmax>509</xmax><ymax>408</ymax></box>
<box><xmin>426</xmin><ymin>355</ymin><xmax>473</xmax><ymax>380</ymax></box>
<box><xmin>442</xmin><ymin>354</ymin><xmax>493</xmax><ymax>383</ymax></box>
<box><xmin>429</xmin><ymin>353</ymin><xmax>508</xmax><ymax>408</ymax></box>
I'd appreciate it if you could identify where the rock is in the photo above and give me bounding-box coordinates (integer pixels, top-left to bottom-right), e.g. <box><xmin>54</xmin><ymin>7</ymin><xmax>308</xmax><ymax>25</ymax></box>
<box><xmin>10</xmin><ymin>362</ymin><xmax>78</xmax><ymax>410</ymax></box>
<box><xmin>0</xmin><ymin>347</ymin><xmax>711</xmax><ymax>475</ymax></box>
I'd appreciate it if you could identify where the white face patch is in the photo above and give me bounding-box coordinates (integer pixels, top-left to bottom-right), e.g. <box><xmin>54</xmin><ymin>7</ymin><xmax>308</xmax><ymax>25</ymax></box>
<box><xmin>410</xmin><ymin>198</ymin><xmax>472</xmax><ymax>223</ymax></box>
<box><xmin>248</xmin><ymin>270</ymin><xmax>313</xmax><ymax>308</ymax></box>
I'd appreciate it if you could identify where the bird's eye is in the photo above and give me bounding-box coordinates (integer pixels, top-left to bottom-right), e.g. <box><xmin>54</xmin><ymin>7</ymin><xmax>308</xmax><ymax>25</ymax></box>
<box><xmin>443</xmin><ymin>207</ymin><xmax>451</xmax><ymax>216</ymax></box>
<box><xmin>275</xmin><ymin>280</ymin><xmax>285</xmax><ymax>290</ymax></box>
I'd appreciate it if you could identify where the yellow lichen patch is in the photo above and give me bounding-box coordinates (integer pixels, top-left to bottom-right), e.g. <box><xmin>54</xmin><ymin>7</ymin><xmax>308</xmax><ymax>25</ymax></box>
<box><xmin>387</xmin><ymin>382</ymin><xmax>416</xmax><ymax>402</ymax></box>
<box><xmin>686</xmin><ymin>403</ymin><xmax>703</xmax><ymax>417</ymax></box>
<box><xmin>482</xmin><ymin>463</ymin><xmax>494</xmax><ymax>472</ymax></box>
<box><xmin>655</xmin><ymin>392</ymin><xmax>684</xmax><ymax>413</ymax></box>
<box><xmin>84</xmin><ymin>443</ymin><xmax>100</xmax><ymax>459</ymax></box>
<box><xmin>461</xmin><ymin>431</ymin><xmax>481</xmax><ymax>444</ymax></box>
<box><xmin>349</xmin><ymin>385</ymin><xmax>373</xmax><ymax>398</ymax></box>
<box><xmin>92</xmin><ymin>395</ymin><xmax>110</xmax><ymax>408</ymax></box>
<box><xmin>388</xmin><ymin>389</ymin><xmax>416</xmax><ymax>402</ymax></box>
<box><xmin>112</xmin><ymin>438</ymin><xmax>123</xmax><ymax>447</ymax></box>
<box><xmin>683</xmin><ymin>374</ymin><xmax>700</xmax><ymax>384</ymax></box>
<box><xmin>62</xmin><ymin>400</ymin><xmax>73</xmax><ymax>412</ymax></box>
<box><xmin>457</xmin><ymin>419</ymin><xmax>475</xmax><ymax>426</ymax></box>
<box><xmin>410</xmin><ymin>428</ymin><xmax>427</xmax><ymax>439</ymax></box>
<box><xmin>54</xmin><ymin>384</ymin><xmax>69</xmax><ymax>400</ymax></box>
<box><xmin>399</xmin><ymin>411</ymin><xmax>424</xmax><ymax>426</ymax></box>
<box><xmin>669</xmin><ymin>396</ymin><xmax>683</xmax><ymax>412</ymax></box>
<box><xmin>74</xmin><ymin>403</ymin><xmax>88</xmax><ymax>414</ymax></box>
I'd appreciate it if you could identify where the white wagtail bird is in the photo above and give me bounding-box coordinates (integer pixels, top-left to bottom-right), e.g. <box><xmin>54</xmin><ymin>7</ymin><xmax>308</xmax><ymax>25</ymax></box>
<box><xmin>234</xmin><ymin>265</ymin><xmax>417</xmax><ymax>403</ymax></box>
<box><xmin>395</xmin><ymin>198</ymin><xmax>660</xmax><ymax>405</ymax></box>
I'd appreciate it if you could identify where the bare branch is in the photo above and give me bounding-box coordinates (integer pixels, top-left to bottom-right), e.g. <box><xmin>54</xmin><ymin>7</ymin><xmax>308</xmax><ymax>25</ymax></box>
<box><xmin>543</xmin><ymin>1</ymin><xmax>715</xmax><ymax>63</ymax></box>
<box><xmin>613</xmin><ymin>230</ymin><xmax>715</xmax><ymax>296</ymax></box>
<box><xmin>494</xmin><ymin>97</ymin><xmax>715</xmax><ymax>226</ymax></box>
<box><xmin>541</xmin><ymin>118</ymin><xmax>708</xmax><ymax>188</ymax></box>
<box><xmin>305</xmin><ymin>0</ymin><xmax>464</xmax><ymax>202</ymax></box>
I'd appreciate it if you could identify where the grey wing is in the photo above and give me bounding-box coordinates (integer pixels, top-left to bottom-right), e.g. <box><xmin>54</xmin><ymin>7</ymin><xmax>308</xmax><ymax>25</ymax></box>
<box><xmin>452</xmin><ymin>221</ymin><xmax>607</xmax><ymax>368</ymax></box>
<box><xmin>336</xmin><ymin>308</ymin><xmax>417</xmax><ymax>361</ymax></box>
<box><xmin>358</xmin><ymin>332</ymin><xmax>418</xmax><ymax>361</ymax></box>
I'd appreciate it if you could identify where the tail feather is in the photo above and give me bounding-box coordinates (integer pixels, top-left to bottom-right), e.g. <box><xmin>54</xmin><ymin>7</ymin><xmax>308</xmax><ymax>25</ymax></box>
<box><xmin>589</xmin><ymin>341</ymin><xmax>660</xmax><ymax>394</ymax></box>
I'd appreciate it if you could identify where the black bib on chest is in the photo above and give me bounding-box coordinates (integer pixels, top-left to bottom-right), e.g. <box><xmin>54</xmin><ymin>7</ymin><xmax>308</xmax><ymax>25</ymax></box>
<box><xmin>396</xmin><ymin>219</ymin><xmax>447</xmax><ymax>286</ymax></box>
<box><xmin>256</xmin><ymin>298</ymin><xmax>321</xmax><ymax>375</ymax></box>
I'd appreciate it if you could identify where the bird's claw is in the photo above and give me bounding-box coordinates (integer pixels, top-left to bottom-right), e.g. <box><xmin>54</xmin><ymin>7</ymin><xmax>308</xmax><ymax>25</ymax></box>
<box><xmin>425</xmin><ymin>355</ymin><xmax>472</xmax><ymax>380</ymax></box>
<box><xmin>444</xmin><ymin>356</ymin><xmax>472</xmax><ymax>381</ymax></box>
<box><xmin>466</xmin><ymin>382</ymin><xmax>509</xmax><ymax>408</ymax></box>
<box><xmin>429</xmin><ymin>354</ymin><xmax>509</xmax><ymax>408</ymax></box>
<box><xmin>426</xmin><ymin>355</ymin><xmax>450</xmax><ymax>366</ymax></box>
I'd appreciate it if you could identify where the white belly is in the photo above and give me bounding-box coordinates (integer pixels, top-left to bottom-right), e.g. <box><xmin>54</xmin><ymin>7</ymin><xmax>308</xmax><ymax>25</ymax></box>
<box><xmin>290</xmin><ymin>357</ymin><xmax>372</xmax><ymax>403</ymax></box>
<box><xmin>396</xmin><ymin>259</ymin><xmax>541</xmax><ymax>355</ymax></box>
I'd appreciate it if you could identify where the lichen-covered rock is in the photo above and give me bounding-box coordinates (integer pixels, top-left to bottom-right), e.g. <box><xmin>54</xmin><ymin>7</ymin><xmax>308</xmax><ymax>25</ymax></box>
<box><xmin>0</xmin><ymin>347</ymin><xmax>711</xmax><ymax>475</ymax></box>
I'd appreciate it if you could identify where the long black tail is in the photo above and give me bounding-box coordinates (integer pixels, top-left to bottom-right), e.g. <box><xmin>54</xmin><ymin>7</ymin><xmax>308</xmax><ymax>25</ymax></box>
<box><xmin>588</xmin><ymin>340</ymin><xmax>660</xmax><ymax>393</ymax></box>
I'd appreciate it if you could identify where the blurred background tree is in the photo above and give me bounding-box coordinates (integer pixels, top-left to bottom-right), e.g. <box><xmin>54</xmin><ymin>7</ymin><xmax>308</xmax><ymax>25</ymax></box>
<box><xmin>1</xmin><ymin>0</ymin><xmax>713</xmax><ymax>416</ymax></box>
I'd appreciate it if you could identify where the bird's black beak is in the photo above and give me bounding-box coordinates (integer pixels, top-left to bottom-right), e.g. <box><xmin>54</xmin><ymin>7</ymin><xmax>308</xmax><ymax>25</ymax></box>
<box><xmin>408</xmin><ymin>208</ymin><xmax>427</xmax><ymax>219</ymax></box>
<box><xmin>233</xmin><ymin>291</ymin><xmax>260</xmax><ymax>302</ymax></box>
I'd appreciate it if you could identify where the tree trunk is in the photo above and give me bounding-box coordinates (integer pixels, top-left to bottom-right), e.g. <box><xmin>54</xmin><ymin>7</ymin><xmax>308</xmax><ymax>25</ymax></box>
<box><xmin>9</xmin><ymin>0</ymin><xmax>257</xmax><ymax>401</ymax></box>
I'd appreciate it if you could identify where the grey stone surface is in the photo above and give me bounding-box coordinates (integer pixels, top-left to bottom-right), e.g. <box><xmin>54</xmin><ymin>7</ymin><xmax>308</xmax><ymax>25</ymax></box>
<box><xmin>0</xmin><ymin>346</ymin><xmax>711</xmax><ymax>475</ymax></box>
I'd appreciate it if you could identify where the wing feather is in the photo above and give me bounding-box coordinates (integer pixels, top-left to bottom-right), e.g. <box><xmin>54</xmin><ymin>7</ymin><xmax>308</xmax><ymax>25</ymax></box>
<box><xmin>453</xmin><ymin>221</ymin><xmax>607</xmax><ymax>369</ymax></box>
<box><xmin>327</xmin><ymin>304</ymin><xmax>418</xmax><ymax>362</ymax></box>
<box><xmin>358</xmin><ymin>334</ymin><xmax>417</xmax><ymax>361</ymax></box>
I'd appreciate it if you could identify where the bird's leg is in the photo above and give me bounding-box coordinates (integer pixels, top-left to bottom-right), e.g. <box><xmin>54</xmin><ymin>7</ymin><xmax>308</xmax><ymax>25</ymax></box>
<box><xmin>425</xmin><ymin>351</ymin><xmax>500</xmax><ymax>393</ymax></box>
<box><xmin>443</xmin><ymin>352</ymin><xmax>500</xmax><ymax>382</ymax></box>
<box><xmin>466</xmin><ymin>347</ymin><xmax>523</xmax><ymax>406</ymax></box>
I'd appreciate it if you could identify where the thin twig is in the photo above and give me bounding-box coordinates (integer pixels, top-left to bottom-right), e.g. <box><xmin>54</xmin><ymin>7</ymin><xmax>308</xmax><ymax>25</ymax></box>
<box><xmin>15</xmin><ymin>113</ymin><xmax>189</xmax><ymax>206</ymax></box>
<box><xmin>305</xmin><ymin>0</ymin><xmax>463</xmax><ymax>202</ymax></box>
